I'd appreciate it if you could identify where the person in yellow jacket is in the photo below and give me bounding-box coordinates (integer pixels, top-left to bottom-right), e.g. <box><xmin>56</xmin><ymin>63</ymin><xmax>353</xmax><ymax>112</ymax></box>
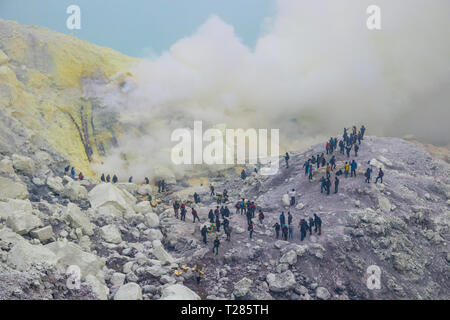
<box><xmin>344</xmin><ymin>162</ymin><xmax>349</xmax><ymax>178</ymax></box>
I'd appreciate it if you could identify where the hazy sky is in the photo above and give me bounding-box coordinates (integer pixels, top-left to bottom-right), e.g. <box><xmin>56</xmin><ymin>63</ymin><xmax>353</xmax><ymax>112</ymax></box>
<box><xmin>0</xmin><ymin>0</ymin><xmax>276</xmax><ymax>57</ymax></box>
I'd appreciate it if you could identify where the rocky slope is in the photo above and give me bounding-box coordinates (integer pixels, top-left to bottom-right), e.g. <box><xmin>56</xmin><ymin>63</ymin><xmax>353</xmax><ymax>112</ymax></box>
<box><xmin>0</xmin><ymin>132</ymin><xmax>448</xmax><ymax>300</ymax></box>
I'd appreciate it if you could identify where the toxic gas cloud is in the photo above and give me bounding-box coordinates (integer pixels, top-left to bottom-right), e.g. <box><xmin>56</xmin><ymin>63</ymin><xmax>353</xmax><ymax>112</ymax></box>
<box><xmin>86</xmin><ymin>0</ymin><xmax>450</xmax><ymax>181</ymax></box>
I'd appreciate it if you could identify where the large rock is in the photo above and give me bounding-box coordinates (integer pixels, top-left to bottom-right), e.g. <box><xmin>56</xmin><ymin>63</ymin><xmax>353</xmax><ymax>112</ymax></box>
<box><xmin>46</xmin><ymin>240</ymin><xmax>105</xmax><ymax>280</ymax></box>
<box><xmin>160</xmin><ymin>284</ymin><xmax>200</xmax><ymax>300</ymax></box>
<box><xmin>114</xmin><ymin>283</ymin><xmax>143</xmax><ymax>300</ymax></box>
<box><xmin>137</xmin><ymin>184</ymin><xmax>152</xmax><ymax>196</ymax></box>
<box><xmin>0</xmin><ymin>177</ymin><xmax>29</xmax><ymax>201</ymax></box>
<box><xmin>0</xmin><ymin>227</ymin><xmax>25</xmax><ymax>247</ymax></box>
<box><xmin>88</xmin><ymin>183</ymin><xmax>136</xmax><ymax>213</ymax></box>
<box><xmin>266</xmin><ymin>270</ymin><xmax>296</xmax><ymax>293</ymax></box>
<box><xmin>135</xmin><ymin>201</ymin><xmax>153</xmax><ymax>214</ymax></box>
<box><xmin>116</xmin><ymin>183</ymin><xmax>138</xmax><ymax>195</ymax></box>
<box><xmin>30</xmin><ymin>225</ymin><xmax>54</xmax><ymax>242</ymax></box>
<box><xmin>64</xmin><ymin>180</ymin><xmax>88</xmax><ymax>201</ymax></box>
<box><xmin>233</xmin><ymin>277</ymin><xmax>253</xmax><ymax>298</ymax></box>
<box><xmin>0</xmin><ymin>199</ymin><xmax>32</xmax><ymax>220</ymax></box>
<box><xmin>315</xmin><ymin>287</ymin><xmax>331</xmax><ymax>300</ymax></box>
<box><xmin>145</xmin><ymin>212</ymin><xmax>160</xmax><ymax>228</ymax></box>
<box><xmin>85</xmin><ymin>274</ymin><xmax>109</xmax><ymax>300</ymax></box>
<box><xmin>6</xmin><ymin>211</ymin><xmax>42</xmax><ymax>235</ymax></box>
<box><xmin>100</xmin><ymin>225</ymin><xmax>122</xmax><ymax>244</ymax></box>
<box><xmin>12</xmin><ymin>154</ymin><xmax>36</xmax><ymax>175</ymax></box>
<box><xmin>148</xmin><ymin>229</ymin><xmax>163</xmax><ymax>241</ymax></box>
<box><xmin>65</xmin><ymin>203</ymin><xmax>94</xmax><ymax>236</ymax></box>
<box><xmin>279</xmin><ymin>250</ymin><xmax>297</xmax><ymax>265</ymax></box>
<box><xmin>0</xmin><ymin>49</ymin><xmax>8</xmax><ymax>65</ymax></box>
<box><xmin>378</xmin><ymin>195</ymin><xmax>392</xmax><ymax>212</ymax></box>
<box><xmin>0</xmin><ymin>158</ymin><xmax>14</xmax><ymax>174</ymax></box>
<box><xmin>46</xmin><ymin>176</ymin><xmax>64</xmax><ymax>194</ymax></box>
<box><xmin>152</xmin><ymin>241</ymin><xmax>175</xmax><ymax>264</ymax></box>
<box><xmin>7</xmin><ymin>241</ymin><xmax>57</xmax><ymax>271</ymax></box>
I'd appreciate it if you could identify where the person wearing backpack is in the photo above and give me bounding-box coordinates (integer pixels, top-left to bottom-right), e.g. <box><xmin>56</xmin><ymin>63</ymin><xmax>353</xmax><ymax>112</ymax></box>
<box><xmin>351</xmin><ymin>160</ymin><xmax>357</xmax><ymax>177</ymax></box>
<box><xmin>192</xmin><ymin>208</ymin><xmax>200</xmax><ymax>223</ymax></box>
<box><xmin>213</xmin><ymin>237</ymin><xmax>220</xmax><ymax>255</ymax></box>
<box><xmin>248</xmin><ymin>223</ymin><xmax>254</xmax><ymax>239</ymax></box>
<box><xmin>375</xmin><ymin>168</ymin><xmax>384</xmax><ymax>184</ymax></box>
<box><xmin>258</xmin><ymin>210</ymin><xmax>264</xmax><ymax>225</ymax></box>
<box><xmin>273</xmin><ymin>222</ymin><xmax>281</xmax><ymax>239</ymax></box>
<box><xmin>201</xmin><ymin>225</ymin><xmax>208</xmax><ymax>244</ymax></box>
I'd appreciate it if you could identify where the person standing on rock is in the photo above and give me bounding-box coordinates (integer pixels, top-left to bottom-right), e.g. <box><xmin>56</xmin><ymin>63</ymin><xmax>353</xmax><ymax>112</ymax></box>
<box><xmin>274</xmin><ymin>222</ymin><xmax>281</xmax><ymax>239</ymax></box>
<box><xmin>194</xmin><ymin>192</ymin><xmax>201</xmax><ymax>204</ymax></box>
<box><xmin>223</xmin><ymin>206</ymin><xmax>230</xmax><ymax>218</ymax></box>
<box><xmin>101</xmin><ymin>173</ymin><xmax>106</xmax><ymax>182</ymax></box>
<box><xmin>285</xmin><ymin>152</ymin><xmax>290</xmax><ymax>168</ymax></box>
<box><xmin>288</xmin><ymin>223</ymin><xmax>294</xmax><ymax>240</ymax></box>
<box><xmin>299</xmin><ymin>219</ymin><xmax>308</xmax><ymax>241</ymax></box>
<box><xmin>334</xmin><ymin>176</ymin><xmax>340</xmax><ymax>194</ymax></box>
<box><xmin>314</xmin><ymin>213</ymin><xmax>322</xmax><ymax>235</ymax></box>
<box><xmin>375</xmin><ymin>168</ymin><xmax>384</xmax><ymax>184</ymax></box>
<box><xmin>106</xmin><ymin>174</ymin><xmax>111</xmax><ymax>183</ymax></box>
<box><xmin>280</xmin><ymin>212</ymin><xmax>286</xmax><ymax>226</ymax></box>
<box><xmin>215</xmin><ymin>215</ymin><xmax>221</xmax><ymax>232</ymax></box>
<box><xmin>180</xmin><ymin>205</ymin><xmax>187</xmax><ymax>221</ymax></box>
<box><xmin>210</xmin><ymin>184</ymin><xmax>215</xmax><ymax>196</ymax></box>
<box><xmin>246</xmin><ymin>209</ymin><xmax>253</xmax><ymax>226</ymax></box>
<box><xmin>112</xmin><ymin>174</ymin><xmax>118</xmax><ymax>184</ymax></box>
<box><xmin>288</xmin><ymin>212</ymin><xmax>293</xmax><ymax>226</ymax></box>
<box><xmin>128</xmin><ymin>176</ymin><xmax>133</xmax><ymax>183</ymax></box>
<box><xmin>157</xmin><ymin>180</ymin><xmax>161</xmax><ymax>192</ymax></box>
<box><xmin>208</xmin><ymin>209</ymin><xmax>215</xmax><ymax>223</ymax></box>
<box><xmin>70</xmin><ymin>167</ymin><xmax>76</xmax><ymax>179</ymax></box>
<box><xmin>351</xmin><ymin>160</ymin><xmax>357</xmax><ymax>177</ymax></box>
<box><xmin>241</xmin><ymin>169</ymin><xmax>247</xmax><ymax>180</ymax></box>
<box><xmin>326</xmin><ymin>163</ymin><xmax>331</xmax><ymax>179</ymax></box>
<box><xmin>201</xmin><ymin>225</ymin><xmax>208</xmax><ymax>244</ymax></box>
<box><xmin>225</xmin><ymin>224</ymin><xmax>232</xmax><ymax>241</ymax></box>
<box><xmin>258</xmin><ymin>210</ymin><xmax>264</xmax><ymax>225</ymax></box>
<box><xmin>213</xmin><ymin>237</ymin><xmax>220</xmax><ymax>255</ymax></box>
<box><xmin>365</xmin><ymin>167</ymin><xmax>372</xmax><ymax>183</ymax></box>
<box><xmin>344</xmin><ymin>162</ymin><xmax>349</xmax><ymax>178</ymax></box>
<box><xmin>144</xmin><ymin>177</ymin><xmax>149</xmax><ymax>184</ymax></box>
<box><xmin>78</xmin><ymin>172</ymin><xmax>84</xmax><ymax>181</ymax></box>
<box><xmin>326</xmin><ymin>177</ymin><xmax>331</xmax><ymax>195</ymax></box>
<box><xmin>354</xmin><ymin>144</ymin><xmax>359</xmax><ymax>157</ymax></box>
<box><xmin>65</xmin><ymin>165</ymin><xmax>70</xmax><ymax>175</ymax></box>
<box><xmin>361</xmin><ymin>125</ymin><xmax>366</xmax><ymax>138</ymax></box>
<box><xmin>248</xmin><ymin>222</ymin><xmax>254</xmax><ymax>240</ymax></box>
<box><xmin>161</xmin><ymin>180</ymin><xmax>166</xmax><ymax>192</ymax></box>
<box><xmin>345</xmin><ymin>145</ymin><xmax>352</xmax><ymax>158</ymax></box>
<box><xmin>330</xmin><ymin>155</ymin><xmax>336</xmax><ymax>170</ymax></box>
<box><xmin>192</xmin><ymin>208</ymin><xmax>200</xmax><ymax>223</ymax></box>
<box><xmin>289</xmin><ymin>189</ymin><xmax>296</xmax><ymax>206</ymax></box>
<box><xmin>308</xmin><ymin>165</ymin><xmax>314</xmax><ymax>181</ymax></box>
<box><xmin>282</xmin><ymin>224</ymin><xmax>289</xmax><ymax>241</ymax></box>
<box><xmin>320</xmin><ymin>176</ymin><xmax>326</xmax><ymax>194</ymax></box>
<box><xmin>173</xmin><ymin>201</ymin><xmax>180</xmax><ymax>219</ymax></box>
<box><xmin>308</xmin><ymin>216</ymin><xmax>315</xmax><ymax>235</ymax></box>
<box><xmin>304</xmin><ymin>160</ymin><xmax>310</xmax><ymax>175</ymax></box>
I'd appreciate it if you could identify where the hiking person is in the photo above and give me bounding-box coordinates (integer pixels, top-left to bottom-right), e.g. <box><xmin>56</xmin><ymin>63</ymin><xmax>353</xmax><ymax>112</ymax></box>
<box><xmin>192</xmin><ymin>208</ymin><xmax>200</xmax><ymax>223</ymax></box>
<box><xmin>70</xmin><ymin>167</ymin><xmax>76</xmax><ymax>179</ymax></box>
<box><xmin>274</xmin><ymin>222</ymin><xmax>281</xmax><ymax>239</ymax></box>
<box><xmin>223</xmin><ymin>189</ymin><xmax>229</xmax><ymax>203</ymax></box>
<box><xmin>288</xmin><ymin>211</ymin><xmax>293</xmax><ymax>225</ymax></box>
<box><xmin>241</xmin><ymin>169</ymin><xmax>247</xmax><ymax>180</ymax></box>
<box><xmin>345</xmin><ymin>145</ymin><xmax>352</xmax><ymax>158</ymax></box>
<box><xmin>285</xmin><ymin>152</ymin><xmax>290</xmax><ymax>168</ymax></box>
<box><xmin>194</xmin><ymin>192</ymin><xmax>200</xmax><ymax>204</ymax></box>
<box><xmin>223</xmin><ymin>206</ymin><xmax>230</xmax><ymax>218</ymax></box>
<box><xmin>180</xmin><ymin>206</ymin><xmax>187</xmax><ymax>221</ymax></box>
<box><xmin>173</xmin><ymin>201</ymin><xmax>180</xmax><ymax>219</ymax></box>
<box><xmin>158</xmin><ymin>180</ymin><xmax>162</xmax><ymax>193</ymax></box>
<box><xmin>308</xmin><ymin>216</ymin><xmax>315</xmax><ymax>235</ymax></box>
<box><xmin>235</xmin><ymin>201</ymin><xmax>241</xmax><ymax>215</ymax></box>
<box><xmin>308</xmin><ymin>165</ymin><xmax>314</xmax><ymax>181</ymax></box>
<box><xmin>225</xmin><ymin>225</ymin><xmax>232</xmax><ymax>241</ymax></box>
<box><xmin>106</xmin><ymin>174</ymin><xmax>111</xmax><ymax>183</ymax></box>
<box><xmin>240</xmin><ymin>199</ymin><xmax>246</xmax><ymax>215</ymax></box>
<box><xmin>344</xmin><ymin>162</ymin><xmax>349</xmax><ymax>178</ymax></box>
<box><xmin>304</xmin><ymin>160</ymin><xmax>310</xmax><ymax>175</ymax></box>
<box><xmin>351</xmin><ymin>160</ymin><xmax>357</xmax><ymax>177</ymax></box>
<box><xmin>282</xmin><ymin>224</ymin><xmax>289</xmax><ymax>241</ymax></box>
<box><xmin>112</xmin><ymin>175</ymin><xmax>118</xmax><ymax>184</ymax></box>
<box><xmin>316</xmin><ymin>155</ymin><xmax>321</xmax><ymax>169</ymax></box>
<box><xmin>64</xmin><ymin>165</ymin><xmax>70</xmax><ymax>175</ymax></box>
<box><xmin>144</xmin><ymin>177</ymin><xmax>149</xmax><ymax>185</ymax></box>
<box><xmin>339</xmin><ymin>140</ymin><xmax>345</xmax><ymax>155</ymax></box>
<box><xmin>78</xmin><ymin>172</ymin><xmax>84</xmax><ymax>181</ymax></box>
<box><xmin>100</xmin><ymin>173</ymin><xmax>106</xmax><ymax>182</ymax></box>
<box><xmin>246</xmin><ymin>209</ymin><xmax>253</xmax><ymax>226</ymax></box>
<box><xmin>289</xmin><ymin>189</ymin><xmax>296</xmax><ymax>206</ymax></box>
<box><xmin>320</xmin><ymin>176</ymin><xmax>326</xmax><ymax>193</ymax></box>
<box><xmin>248</xmin><ymin>223</ymin><xmax>254</xmax><ymax>239</ymax></box>
<box><xmin>326</xmin><ymin>177</ymin><xmax>331</xmax><ymax>195</ymax></box>
<box><xmin>365</xmin><ymin>167</ymin><xmax>372</xmax><ymax>183</ymax></box>
<box><xmin>326</xmin><ymin>163</ymin><xmax>331</xmax><ymax>179</ymax></box>
<box><xmin>334</xmin><ymin>176</ymin><xmax>340</xmax><ymax>194</ymax></box>
<box><xmin>321</xmin><ymin>154</ymin><xmax>326</xmax><ymax>167</ymax></box>
<box><xmin>161</xmin><ymin>180</ymin><xmax>166</xmax><ymax>192</ymax></box>
<box><xmin>213</xmin><ymin>237</ymin><xmax>220</xmax><ymax>255</ymax></box>
<box><xmin>128</xmin><ymin>176</ymin><xmax>133</xmax><ymax>183</ymax></box>
<box><xmin>361</xmin><ymin>125</ymin><xmax>366</xmax><ymax>138</ymax></box>
<box><xmin>258</xmin><ymin>210</ymin><xmax>264</xmax><ymax>225</ymax></box>
<box><xmin>210</xmin><ymin>184</ymin><xmax>215</xmax><ymax>196</ymax></box>
<box><xmin>314</xmin><ymin>213</ymin><xmax>322</xmax><ymax>235</ymax></box>
<box><xmin>299</xmin><ymin>219</ymin><xmax>308</xmax><ymax>241</ymax></box>
<box><xmin>375</xmin><ymin>168</ymin><xmax>384</xmax><ymax>184</ymax></box>
<box><xmin>280</xmin><ymin>212</ymin><xmax>286</xmax><ymax>225</ymax></box>
<box><xmin>215</xmin><ymin>215</ymin><xmax>221</xmax><ymax>232</ymax></box>
<box><xmin>354</xmin><ymin>144</ymin><xmax>359</xmax><ymax>157</ymax></box>
<box><xmin>208</xmin><ymin>209</ymin><xmax>214</xmax><ymax>223</ymax></box>
<box><xmin>330</xmin><ymin>155</ymin><xmax>336</xmax><ymax>170</ymax></box>
<box><xmin>216</xmin><ymin>193</ymin><xmax>222</xmax><ymax>205</ymax></box>
<box><xmin>201</xmin><ymin>225</ymin><xmax>208</xmax><ymax>244</ymax></box>
<box><xmin>288</xmin><ymin>224</ymin><xmax>294</xmax><ymax>240</ymax></box>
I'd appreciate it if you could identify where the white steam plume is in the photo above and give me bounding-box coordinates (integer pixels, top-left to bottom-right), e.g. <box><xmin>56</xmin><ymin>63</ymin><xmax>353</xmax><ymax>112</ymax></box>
<box><xmin>85</xmin><ymin>0</ymin><xmax>450</xmax><ymax>181</ymax></box>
